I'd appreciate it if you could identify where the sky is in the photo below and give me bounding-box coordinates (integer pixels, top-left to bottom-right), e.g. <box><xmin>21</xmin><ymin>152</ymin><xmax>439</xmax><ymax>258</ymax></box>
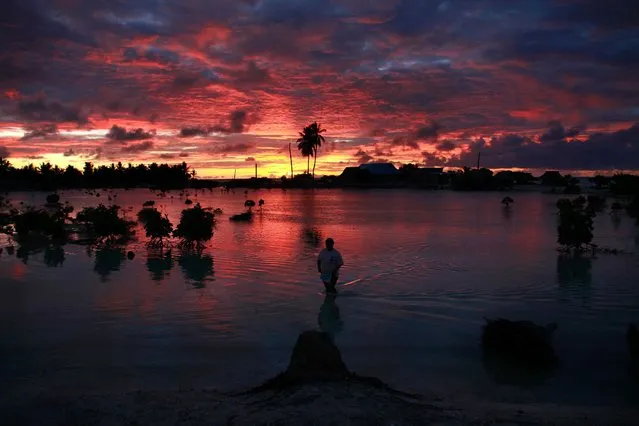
<box><xmin>1</xmin><ymin>0</ymin><xmax>638</xmax><ymax>178</ymax></box>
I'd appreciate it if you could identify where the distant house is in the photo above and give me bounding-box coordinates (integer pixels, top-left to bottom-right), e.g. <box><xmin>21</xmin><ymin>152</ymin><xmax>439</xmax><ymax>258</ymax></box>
<box><xmin>358</xmin><ymin>163</ymin><xmax>399</xmax><ymax>175</ymax></box>
<box><xmin>338</xmin><ymin>163</ymin><xmax>399</xmax><ymax>186</ymax></box>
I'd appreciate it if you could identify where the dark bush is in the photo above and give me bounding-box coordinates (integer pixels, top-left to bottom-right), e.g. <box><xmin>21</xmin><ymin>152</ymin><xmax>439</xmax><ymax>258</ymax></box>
<box><xmin>76</xmin><ymin>204</ymin><xmax>135</xmax><ymax>242</ymax></box>
<box><xmin>557</xmin><ymin>198</ymin><xmax>595</xmax><ymax>251</ymax></box>
<box><xmin>137</xmin><ymin>207</ymin><xmax>173</xmax><ymax>245</ymax></box>
<box><xmin>173</xmin><ymin>203</ymin><xmax>216</xmax><ymax>250</ymax></box>
<box><xmin>12</xmin><ymin>206</ymin><xmax>69</xmax><ymax>241</ymax></box>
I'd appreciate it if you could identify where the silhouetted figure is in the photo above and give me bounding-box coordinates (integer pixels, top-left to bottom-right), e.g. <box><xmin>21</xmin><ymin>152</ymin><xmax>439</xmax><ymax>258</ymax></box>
<box><xmin>318</xmin><ymin>294</ymin><xmax>343</xmax><ymax>340</ymax></box>
<box><xmin>317</xmin><ymin>238</ymin><xmax>343</xmax><ymax>294</ymax></box>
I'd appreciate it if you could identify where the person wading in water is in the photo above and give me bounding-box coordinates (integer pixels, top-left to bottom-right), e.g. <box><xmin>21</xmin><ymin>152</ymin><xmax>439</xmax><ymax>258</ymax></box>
<box><xmin>317</xmin><ymin>238</ymin><xmax>344</xmax><ymax>294</ymax></box>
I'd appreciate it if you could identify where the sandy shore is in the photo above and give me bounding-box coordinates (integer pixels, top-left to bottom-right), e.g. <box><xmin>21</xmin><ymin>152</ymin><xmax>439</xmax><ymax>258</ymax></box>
<box><xmin>3</xmin><ymin>380</ymin><xmax>638</xmax><ymax>426</ymax></box>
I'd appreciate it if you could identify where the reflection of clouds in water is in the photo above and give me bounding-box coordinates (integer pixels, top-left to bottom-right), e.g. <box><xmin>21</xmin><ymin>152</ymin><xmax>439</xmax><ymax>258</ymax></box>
<box><xmin>318</xmin><ymin>295</ymin><xmax>343</xmax><ymax>340</ymax></box>
<box><xmin>146</xmin><ymin>248</ymin><xmax>174</xmax><ymax>282</ymax></box>
<box><xmin>302</xmin><ymin>227</ymin><xmax>323</xmax><ymax>248</ymax></box>
<box><xmin>178</xmin><ymin>251</ymin><xmax>214</xmax><ymax>288</ymax></box>
<box><xmin>93</xmin><ymin>247</ymin><xmax>126</xmax><ymax>282</ymax></box>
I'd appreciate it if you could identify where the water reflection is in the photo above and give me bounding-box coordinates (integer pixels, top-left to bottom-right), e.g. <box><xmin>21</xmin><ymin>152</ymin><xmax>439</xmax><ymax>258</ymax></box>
<box><xmin>146</xmin><ymin>248</ymin><xmax>174</xmax><ymax>282</ymax></box>
<box><xmin>482</xmin><ymin>353</ymin><xmax>555</xmax><ymax>387</ymax></box>
<box><xmin>611</xmin><ymin>213</ymin><xmax>621</xmax><ymax>230</ymax></box>
<box><xmin>556</xmin><ymin>254</ymin><xmax>592</xmax><ymax>286</ymax></box>
<box><xmin>92</xmin><ymin>247</ymin><xmax>126</xmax><ymax>282</ymax></box>
<box><xmin>178</xmin><ymin>251</ymin><xmax>214</xmax><ymax>288</ymax></box>
<box><xmin>557</xmin><ymin>254</ymin><xmax>592</xmax><ymax>306</ymax></box>
<box><xmin>302</xmin><ymin>227</ymin><xmax>323</xmax><ymax>248</ymax></box>
<box><xmin>44</xmin><ymin>245</ymin><xmax>65</xmax><ymax>267</ymax></box>
<box><xmin>318</xmin><ymin>294</ymin><xmax>343</xmax><ymax>340</ymax></box>
<box><xmin>501</xmin><ymin>205</ymin><xmax>512</xmax><ymax>221</ymax></box>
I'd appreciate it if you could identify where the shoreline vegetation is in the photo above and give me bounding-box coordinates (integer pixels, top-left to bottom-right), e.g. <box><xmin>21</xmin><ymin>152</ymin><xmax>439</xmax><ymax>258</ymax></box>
<box><xmin>2</xmin><ymin>157</ymin><xmax>639</xmax><ymax>195</ymax></box>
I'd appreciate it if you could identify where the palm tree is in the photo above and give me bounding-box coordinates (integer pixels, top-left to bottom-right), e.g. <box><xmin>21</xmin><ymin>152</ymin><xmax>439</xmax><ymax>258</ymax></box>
<box><xmin>297</xmin><ymin>122</ymin><xmax>326</xmax><ymax>178</ymax></box>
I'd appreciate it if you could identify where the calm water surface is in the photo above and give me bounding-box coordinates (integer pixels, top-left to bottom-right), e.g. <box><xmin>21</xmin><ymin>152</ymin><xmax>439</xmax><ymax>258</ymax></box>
<box><xmin>1</xmin><ymin>189</ymin><xmax>639</xmax><ymax>406</ymax></box>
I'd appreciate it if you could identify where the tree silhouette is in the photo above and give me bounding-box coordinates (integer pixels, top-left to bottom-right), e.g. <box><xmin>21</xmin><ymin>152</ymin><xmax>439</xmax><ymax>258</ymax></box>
<box><xmin>297</xmin><ymin>122</ymin><xmax>326</xmax><ymax>178</ymax></box>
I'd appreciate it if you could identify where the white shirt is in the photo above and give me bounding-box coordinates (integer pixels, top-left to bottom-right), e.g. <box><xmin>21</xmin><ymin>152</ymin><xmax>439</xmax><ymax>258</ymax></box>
<box><xmin>318</xmin><ymin>248</ymin><xmax>344</xmax><ymax>275</ymax></box>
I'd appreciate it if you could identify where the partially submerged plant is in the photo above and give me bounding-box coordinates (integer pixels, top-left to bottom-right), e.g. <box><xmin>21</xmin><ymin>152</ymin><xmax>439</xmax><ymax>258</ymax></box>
<box><xmin>557</xmin><ymin>197</ymin><xmax>595</xmax><ymax>252</ymax></box>
<box><xmin>76</xmin><ymin>204</ymin><xmax>135</xmax><ymax>243</ymax></box>
<box><xmin>137</xmin><ymin>207</ymin><xmax>173</xmax><ymax>246</ymax></box>
<box><xmin>11</xmin><ymin>204</ymin><xmax>72</xmax><ymax>242</ymax></box>
<box><xmin>173</xmin><ymin>203</ymin><xmax>216</xmax><ymax>250</ymax></box>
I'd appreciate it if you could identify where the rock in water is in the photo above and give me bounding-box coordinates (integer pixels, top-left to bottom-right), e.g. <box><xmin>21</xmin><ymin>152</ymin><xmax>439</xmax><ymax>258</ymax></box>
<box><xmin>127</xmin><ymin>251</ymin><xmax>135</xmax><ymax>260</ymax></box>
<box><xmin>482</xmin><ymin>318</ymin><xmax>558</xmax><ymax>368</ymax></box>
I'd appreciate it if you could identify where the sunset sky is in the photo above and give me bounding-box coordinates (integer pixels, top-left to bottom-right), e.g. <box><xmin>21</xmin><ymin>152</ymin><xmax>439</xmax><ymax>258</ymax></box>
<box><xmin>1</xmin><ymin>0</ymin><xmax>638</xmax><ymax>178</ymax></box>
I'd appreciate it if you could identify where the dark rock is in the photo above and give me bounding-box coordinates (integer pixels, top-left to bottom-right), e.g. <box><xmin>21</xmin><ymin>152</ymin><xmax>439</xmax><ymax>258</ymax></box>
<box><xmin>482</xmin><ymin>318</ymin><xmax>558</xmax><ymax>368</ymax></box>
<box><xmin>127</xmin><ymin>251</ymin><xmax>135</xmax><ymax>260</ymax></box>
<box><xmin>46</xmin><ymin>193</ymin><xmax>60</xmax><ymax>204</ymax></box>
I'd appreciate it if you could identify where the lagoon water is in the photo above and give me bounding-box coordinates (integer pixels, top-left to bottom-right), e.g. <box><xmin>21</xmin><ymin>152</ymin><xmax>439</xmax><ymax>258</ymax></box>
<box><xmin>1</xmin><ymin>189</ymin><xmax>639</xmax><ymax>408</ymax></box>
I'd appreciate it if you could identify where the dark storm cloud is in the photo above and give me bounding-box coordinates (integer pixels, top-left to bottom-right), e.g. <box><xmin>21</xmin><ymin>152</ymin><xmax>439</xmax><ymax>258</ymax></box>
<box><xmin>435</xmin><ymin>140</ymin><xmax>457</xmax><ymax>152</ymax></box>
<box><xmin>121</xmin><ymin>141</ymin><xmax>154</xmax><ymax>153</ymax></box>
<box><xmin>354</xmin><ymin>149</ymin><xmax>373</xmax><ymax>164</ymax></box>
<box><xmin>1</xmin><ymin>0</ymin><xmax>639</xmax><ymax>171</ymax></box>
<box><xmin>391</xmin><ymin>136</ymin><xmax>419</xmax><ymax>150</ymax></box>
<box><xmin>446</xmin><ymin>122</ymin><xmax>639</xmax><ymax>170</ymax></box>
<box><xmin>415</xmin><ymin>121</ymin><xmax>442</xmax><ymax>141</ymax></box>
<box><xmin>0</xmin><ymin>145</ymin><xmax>10</xmax><ymax>158</ymax></box>
<box><xmin>215</xmin><ymin>143</ymin><xmax>254</xmax><ymax>154</ymax></box>
<box><xmin>539</xmin><ymin>121</ymin><xmax>586</xmax><ymax>143</ymax></box>
<box><xmin>20</xmin><ymin>124</ymin><xmax>59</xmax><ymax>140</ymax></box>
<box><xmin>106</xmin><ymin>125</ymin><xmax>155</xmax><ymax>141</ymax></box>
<box><xmin>211</xmin><ymin>110</ymin><xmax>256</xmax><ymax>134</ymax></box>
<box><xmin>17</xmin><ymin>99</ymin><xmax>88</xmax><ymax>125</ymax></box>
<box><xmin>179</xmin><ymin>126</ymin><xmax>209</xmax><ymax>137</ymax></box>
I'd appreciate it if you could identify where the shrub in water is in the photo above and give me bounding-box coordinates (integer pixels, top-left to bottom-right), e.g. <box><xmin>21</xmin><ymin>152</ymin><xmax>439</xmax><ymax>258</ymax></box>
<box><xmin>12</xmin><ymin>205</ymin><xmax>70</xmax><ymax>241</ymax></box>
<box><xmin>173</xmin><ymin>203</ymin><xmax>215</xmax><ymax>250</ymax></box>
<box><xmin>76</xmin><ymin>204</ymin><xmax>135</xmax><ymax>242</ymax></box>
<box><xmin>137</xmin><ymin>207</ymin><xmax>173</xmax><ymax>245</ymax></box>
<box><xmin>557</xmin><ymin>198</ymin><xmax>595</xmax><ymax>251</ymax></box>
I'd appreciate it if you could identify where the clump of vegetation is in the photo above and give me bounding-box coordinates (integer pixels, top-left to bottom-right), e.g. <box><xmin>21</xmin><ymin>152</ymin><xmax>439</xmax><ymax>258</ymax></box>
<box><xmin>76</xmin><ymin>204</ymin><xmax>135</xmax><ymax>243</ymax></box>
<box><xmin>10</xmin><ymin>203</ymin><xmax>73</xmax><ymax>242</ymax></box>
<box><xmin>557</xmin><ymin>198</ymin><xmax>595</xmax><ymax>252</ymax></box>
<box><xmin>137</xmin><ymin>207</ymin><xmax>173</xmax><ymax>246</ymax></box>
<box><xmin>173</xmin><ymin>203</ymin><xmax>216</xmax><ymax>250</ymax></box>
<box><xmin>142</xmin><ymin>200</ymin><xmax>155</xmax><ymax>207</ymax></box>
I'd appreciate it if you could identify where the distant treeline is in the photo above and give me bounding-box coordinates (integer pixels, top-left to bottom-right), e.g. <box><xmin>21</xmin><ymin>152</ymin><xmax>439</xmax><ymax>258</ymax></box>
<box><xmin>445</xmin><ymin>167</ymin><xmax>639</xmax><ymax>194</ymax></box>
<box><xmin>0</xmin><ymin>159</ymin><xmax>193</xmax><ymax>190</ymax></box>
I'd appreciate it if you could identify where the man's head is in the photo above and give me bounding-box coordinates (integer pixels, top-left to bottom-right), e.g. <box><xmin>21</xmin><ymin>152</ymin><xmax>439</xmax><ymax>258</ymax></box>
<box><xmin>325</xmin><ymin>238</ymin><xmax>334</xmax><ymax>250</ymax></box>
